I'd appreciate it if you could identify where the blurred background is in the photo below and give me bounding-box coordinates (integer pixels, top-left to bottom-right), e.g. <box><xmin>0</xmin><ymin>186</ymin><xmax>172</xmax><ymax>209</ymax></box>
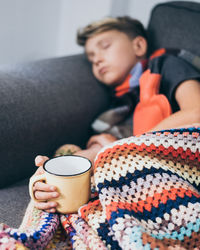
<box><xmin>0</xmin><ymin>0</ymin><xmax>199</xmax><ymax>65</ymax></box>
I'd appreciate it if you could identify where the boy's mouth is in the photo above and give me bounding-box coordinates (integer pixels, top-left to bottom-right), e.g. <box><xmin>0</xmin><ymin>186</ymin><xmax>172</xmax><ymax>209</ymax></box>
<box><xmin>99</xmin><ymin>67</ymin><xmax>108</xmax><ymax>75</ymax></box>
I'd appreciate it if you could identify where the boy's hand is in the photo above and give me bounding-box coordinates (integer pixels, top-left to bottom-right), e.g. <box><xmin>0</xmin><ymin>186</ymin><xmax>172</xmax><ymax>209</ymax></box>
<box><xmin>87</xmin><ymin>133</ymin><xmax>117</xmax><ymax>149</ymax></box>
<box><xmin>32</xmin><ymin>155</ymin><xmax>59</xmax><ymax>213</ymax></box>
<box><xmin>74</xmin><ymin>143</ymin><xmax>102</xmax><ymax>168</ymax></box>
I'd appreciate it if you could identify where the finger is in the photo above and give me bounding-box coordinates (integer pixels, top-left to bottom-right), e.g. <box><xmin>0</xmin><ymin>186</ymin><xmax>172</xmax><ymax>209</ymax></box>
<box><xmin>34</xmin><ymin>201</ymin><xmax>58</xmax><ymax>212</ymax></box>
<box><xmin>46</xmin><ymin>208</ymin><xmax>57</xmax><ymax>213</ymax></box>
<box><xmin>101</xmin><ymin>133</ymin><xmax>117</xmax><ymax>141</ymax></box>
<box><xmin>87</xmin><ymin>135</ymin><xmax>100</xmax><ymax>148</ymax></box>
<box><xmin>88</xmin><ymin>133</ymin><xmax>117</xmax><ymax>148</ymax></box>
<box><xmin>34</xmin><ymin>181</ymin><xmax>57</xmax><ymax>193</ymax></box>
<box><xmin>34</xmin><ymin>166</ymin><xmax>45</xmax><ymax>176</ymax></box>
<box><xmin>34</xmin><ymin>190</ymin><xmax>59</xmax><ymax>201</ymax></box>
<box><xmin>34</xmin><ymin>181</ymin><xmax>57</xmax><ymax>192</ymax></box>
<box><xmin>35</xmin><ymin>155</ymin><xmax>49</xmax><ymax>167</ymax></box>
<box><xmin>87</xmin><ymin>135</ymin><xmax>107</xmax><ymax>148</ymax></box>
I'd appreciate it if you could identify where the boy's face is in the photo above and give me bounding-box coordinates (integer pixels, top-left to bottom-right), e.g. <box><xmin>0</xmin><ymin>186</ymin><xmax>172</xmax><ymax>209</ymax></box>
<box><xmin>85</xmin><ymin>30</ymin><xmax>144</xmax><ymax>86</ymax></box>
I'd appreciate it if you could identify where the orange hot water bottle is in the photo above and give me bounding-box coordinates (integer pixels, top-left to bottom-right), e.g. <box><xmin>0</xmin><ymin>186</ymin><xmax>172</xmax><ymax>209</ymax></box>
<box><xmin>133</xmin><ymin>68</ymin><xmax>172</xmax><ymax>135</ymax></box>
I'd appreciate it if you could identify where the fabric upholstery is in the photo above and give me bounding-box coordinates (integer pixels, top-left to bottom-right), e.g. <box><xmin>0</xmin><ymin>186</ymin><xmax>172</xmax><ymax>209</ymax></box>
<box><xmin>0</xmin><ymin>54</ymin><xmax>110</xmax><ymax>188</ymax></box>
<box><xmin>0</xmin><ymin>179</ymin><xmax>30</xmax><ymax>227</ymax></box>
<box><xmin>147</xmin><ymin>1</ymin><xmax>200</xmax><ymax>55</ymax></box>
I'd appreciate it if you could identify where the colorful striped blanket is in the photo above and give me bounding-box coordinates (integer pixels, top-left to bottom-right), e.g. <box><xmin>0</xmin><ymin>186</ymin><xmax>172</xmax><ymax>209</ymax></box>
<box><xmin>0</xmin><ymin>126</ymin><xmax>200</xmax><ymax>249</ymax></box>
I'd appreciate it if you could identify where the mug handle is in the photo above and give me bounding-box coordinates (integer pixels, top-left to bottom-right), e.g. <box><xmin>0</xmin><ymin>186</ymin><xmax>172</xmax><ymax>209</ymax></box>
<box><xmin>29</xmin><ymin>174</ymin><xmax>47</xmax><ymax>202</ymax></box>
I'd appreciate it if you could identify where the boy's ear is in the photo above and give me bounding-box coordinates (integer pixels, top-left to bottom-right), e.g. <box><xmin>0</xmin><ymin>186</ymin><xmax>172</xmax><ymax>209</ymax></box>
<box><xmin>132</xmin><ymin>36</ymin><xmax>147</xmax><ymax>58</ymax></box>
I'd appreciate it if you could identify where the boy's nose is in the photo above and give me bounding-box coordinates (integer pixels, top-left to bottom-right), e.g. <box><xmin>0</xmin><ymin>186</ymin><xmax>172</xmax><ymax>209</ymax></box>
<box><xmin>93</xmin><ymin>53</ymin><xmax>104</xmax><ymax>65</ymax></box>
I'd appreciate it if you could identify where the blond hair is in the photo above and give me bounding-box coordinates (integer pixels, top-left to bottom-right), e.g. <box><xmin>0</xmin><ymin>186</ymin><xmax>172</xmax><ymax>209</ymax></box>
<box><xmin>77</xmin><ymin>16</ymin><xmax>147</xmax><ymax>46</ymax></box>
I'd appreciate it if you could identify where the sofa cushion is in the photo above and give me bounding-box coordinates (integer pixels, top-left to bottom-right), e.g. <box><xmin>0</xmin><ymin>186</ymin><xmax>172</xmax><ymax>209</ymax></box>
<box><xmin>0</xmin><ymin>54</ymin><xmax>110</xmax><ymax>187</ymax></box>
<box><xmin>0</xmin><ymin>179</ymin><xmax>29</xmax><ymax>227</ymax></box>
<box><xmin>147</xmin><ymin>1</ymin><xmax>200</xmax><ymax>56</ymax></box>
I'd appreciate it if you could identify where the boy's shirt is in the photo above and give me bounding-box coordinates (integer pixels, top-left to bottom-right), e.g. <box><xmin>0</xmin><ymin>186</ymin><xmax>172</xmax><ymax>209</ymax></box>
<box><xmin>92</xmin><ymin>49</ymin><xmax>200</xmax><ymax>138</ymax></box>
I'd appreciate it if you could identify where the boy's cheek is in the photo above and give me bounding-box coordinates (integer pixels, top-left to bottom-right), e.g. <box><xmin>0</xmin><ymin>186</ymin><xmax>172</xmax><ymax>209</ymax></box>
<box><xmin>93</xmin><ymin>70</ymin><xmax>103</xmax><ymax>82</ymax></box>
<box><xmin>92</xmin><ymin>67</ymin><xmax>99</xmax><ymax>78</ymax></box>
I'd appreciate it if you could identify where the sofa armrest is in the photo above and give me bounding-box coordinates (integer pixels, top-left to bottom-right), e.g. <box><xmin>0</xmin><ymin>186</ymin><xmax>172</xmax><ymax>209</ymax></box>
<box><xmin>0</xmin><ymin>54</ymin><xmax>110</xmax><ymax>187</ymax></box>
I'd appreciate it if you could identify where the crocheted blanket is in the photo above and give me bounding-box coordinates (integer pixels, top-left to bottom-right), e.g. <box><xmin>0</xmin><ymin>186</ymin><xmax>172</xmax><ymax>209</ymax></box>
<box><xmin>1</xmin><ymin>127</ymin><xmax>200</xmax><ymax>249</ymax></box>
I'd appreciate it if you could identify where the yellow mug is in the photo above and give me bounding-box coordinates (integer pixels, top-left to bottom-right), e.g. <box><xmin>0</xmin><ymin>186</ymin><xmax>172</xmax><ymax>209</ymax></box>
<box><xmin>29</xmin><ymin>155</ymin><xmax>92</xmax><ymax>214</ymax></box>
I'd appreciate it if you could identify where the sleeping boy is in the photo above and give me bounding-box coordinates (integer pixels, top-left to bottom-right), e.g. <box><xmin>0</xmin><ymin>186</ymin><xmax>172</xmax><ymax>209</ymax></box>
<box><xmin>31</xmin><ymin>16</ymin><xmax>200</xmax><ymax>213</ymax></box>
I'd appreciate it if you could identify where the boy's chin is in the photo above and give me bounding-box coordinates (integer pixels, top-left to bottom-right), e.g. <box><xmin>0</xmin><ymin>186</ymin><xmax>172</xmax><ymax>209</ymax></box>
<box><xmin>98</xmin><ymin>72</ymin><xmax>124</xmax><ymax>87</ymax></box>
<box><xmin>101</xmin><ymin>79</ymin><xmax>122</xmax><ymax>87</ymax></box>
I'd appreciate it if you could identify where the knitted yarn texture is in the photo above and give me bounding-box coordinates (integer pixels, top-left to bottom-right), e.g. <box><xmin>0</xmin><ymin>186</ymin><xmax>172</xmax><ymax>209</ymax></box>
<box><xmin>0</xmin><ymin>126</ymin><xmax>199</xmax><ymax>249</ymax></box>
<box><xmin>80</xmin><ymin>127</ymin><xmax>200</xmax><ymax>249</ymax></box>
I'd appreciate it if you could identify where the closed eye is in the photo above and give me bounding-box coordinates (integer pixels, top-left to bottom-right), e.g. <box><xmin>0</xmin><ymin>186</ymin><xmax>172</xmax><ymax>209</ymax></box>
<box><xmin>101</xmin><ymin>43</ymin><xmax>110</xmax><ymax>50</ymax></box>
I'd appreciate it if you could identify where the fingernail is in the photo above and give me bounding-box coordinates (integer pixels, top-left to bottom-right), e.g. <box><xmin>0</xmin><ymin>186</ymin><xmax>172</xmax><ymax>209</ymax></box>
<box><xmin>35</xmin><ymin>155</ymin><xmax>42</xmax><ymax>164</ymax></box>
<box><xmin>50</xmin><ymin>186</ymin><xmax>56</xmax><ymax>191</ymax></box>
<box><xmin>50</xmin><ymin>202</ymin><xmax>56</xmax><ymax>207</ymax></box>
<box><xmin>52</xmin><ymin>192</ymin><xmax>58</xmax><ymax>198</ymax></box>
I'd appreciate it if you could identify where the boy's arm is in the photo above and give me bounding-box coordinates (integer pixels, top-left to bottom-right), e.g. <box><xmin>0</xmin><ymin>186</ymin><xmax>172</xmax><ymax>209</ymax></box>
<box><xmin>151</xmin><ymin>79</ymin><xmax>200</xmax><ymax>131</ymax></box>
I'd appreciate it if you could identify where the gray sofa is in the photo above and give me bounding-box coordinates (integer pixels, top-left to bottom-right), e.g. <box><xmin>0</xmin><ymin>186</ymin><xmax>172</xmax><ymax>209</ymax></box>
<box><xmin>0</xmin><ymin>1</ymin><xmax>200</xmax><ymax>228</ymax></box>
